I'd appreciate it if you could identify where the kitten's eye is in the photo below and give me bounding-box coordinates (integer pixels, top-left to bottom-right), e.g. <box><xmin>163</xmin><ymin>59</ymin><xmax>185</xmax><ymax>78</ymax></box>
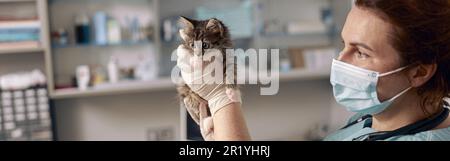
<box><xmin>202</xmin><ymin>43</ymin><xmax>210</xmax><ymax>49</ymax></box>
<box><xmin>189</xmin><ymin>42</ymin><xmax>195</xmax><ymax>48</ymax></box>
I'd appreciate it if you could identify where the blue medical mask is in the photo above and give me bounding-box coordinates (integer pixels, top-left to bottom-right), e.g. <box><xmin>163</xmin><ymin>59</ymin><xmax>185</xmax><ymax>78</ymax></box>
<box><xmin>330</xmin><ymin>59</ymin><xmax>412</xmax><ymax>115</ymax></box>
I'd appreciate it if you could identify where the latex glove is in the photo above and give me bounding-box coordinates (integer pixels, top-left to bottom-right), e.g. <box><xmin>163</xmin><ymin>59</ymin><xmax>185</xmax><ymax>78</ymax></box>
<box><xmin>177</xmin><ymin>45</ymin><xmax>241</xmax><ymax>117</ymax></box>
<box><xmin>199</xmin><ymin>102</ymin><xmax>214</xmax><ymax>141</ymax></box>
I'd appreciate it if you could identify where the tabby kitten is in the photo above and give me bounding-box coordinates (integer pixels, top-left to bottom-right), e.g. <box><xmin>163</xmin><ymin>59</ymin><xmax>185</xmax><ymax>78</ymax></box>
<box><xmin>177</xmin><ymin>16</ymin><xmax>238</xmax><ymax>124</ymax></box>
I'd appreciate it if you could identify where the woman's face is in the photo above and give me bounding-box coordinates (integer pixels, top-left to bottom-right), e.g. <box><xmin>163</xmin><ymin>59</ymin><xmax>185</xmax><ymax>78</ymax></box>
<box><xmin>339</xmin><ymin>7</ymin><xmax>410</xmax><ymax>102</ymax></box>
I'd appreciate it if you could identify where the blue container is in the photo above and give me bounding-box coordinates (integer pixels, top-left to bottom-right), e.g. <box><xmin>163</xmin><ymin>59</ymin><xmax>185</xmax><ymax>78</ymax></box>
<box><xmin>75</xmin><ymin>25</ymin><xmax>90</xmax><ymax>44</ymax></box>
<box><xmin>75</xmin><ymin>14</ymin><xmax>90</xmax><ymax>44</ymax></box>
<box><xmin>94</xmin><ymin>12</ymin><xmax>108</xmax><ymax>45</ymax></box>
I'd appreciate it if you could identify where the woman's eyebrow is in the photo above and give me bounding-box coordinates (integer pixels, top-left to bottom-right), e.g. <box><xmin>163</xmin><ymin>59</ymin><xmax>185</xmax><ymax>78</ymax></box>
<box><xmin>349</xmin><ymin>42</ymin><xmax>374</xmax><ymax>52</ymax></box>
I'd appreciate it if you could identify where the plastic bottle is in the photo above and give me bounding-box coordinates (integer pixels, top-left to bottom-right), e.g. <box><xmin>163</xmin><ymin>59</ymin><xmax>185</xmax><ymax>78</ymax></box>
<box><xmin>108</xmin><ymin>56</ymin><xmax>119</xmax><ymax>83</ymax></box>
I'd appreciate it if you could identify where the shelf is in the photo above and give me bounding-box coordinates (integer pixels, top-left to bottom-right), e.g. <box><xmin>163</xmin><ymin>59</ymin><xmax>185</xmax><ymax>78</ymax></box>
<box><xmin>50</xmin><ymin>68</ymin><xmax>329</xmax><ymax>99</ymax></box>
<box><xmin>242</xmin><ymin>68</ymin><xmax>330</xmax><ymax>83</ymax></box>
<box><xmin>279</xmin><ymin>68</ymin><xmax>330</xmax><ymax>82</ymax></box>
<box><xmin>52</xmin><ymin>40</ymin><xmax>153</xmax><ymax>49</ymax></box>
<box><xmin>254</xmin><ymin>33</ymin><xmax>332</xmax><ymax>48</ymax></box>
<box><xmin>259</xmin><ymin>32</ymin><xmax>331</xmax><ymax>39</ymax></box>
<box><xmin>0</xmin><ymin>0</ymin><xmax>36</xmax><ymax>3</ymax></box>
<box><xmin>0</xmin><ymin>46</ymin><xmax>44</xmax><ymax>55</ymax></box>
<box><xmin>51</xmin><ymin>77</ymin><xmax>176</xmax><ymax>99</ymax></box>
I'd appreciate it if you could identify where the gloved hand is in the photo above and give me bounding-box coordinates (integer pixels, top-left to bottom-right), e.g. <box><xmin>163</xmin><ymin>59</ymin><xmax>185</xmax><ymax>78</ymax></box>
<box><xmin>198</xmin><ymin>101</ymin><xmax>214</xmax><ymax>141</ymax></box>
<box><xmin>176</xmin><ymin>45</ymin><xmax>242</xmax><ymax>117</ymax></box>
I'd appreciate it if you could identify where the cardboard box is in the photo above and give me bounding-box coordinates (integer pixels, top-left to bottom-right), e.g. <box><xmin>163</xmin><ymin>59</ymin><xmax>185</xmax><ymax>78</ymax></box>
<box><xmin>288</xmin><ymin>48</ymin><xmax>306</xmax><ymax>69</ymax></box>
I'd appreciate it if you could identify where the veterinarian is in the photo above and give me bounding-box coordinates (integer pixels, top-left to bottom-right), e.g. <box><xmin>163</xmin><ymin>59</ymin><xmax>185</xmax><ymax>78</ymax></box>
<box><xmin>176</xmin><ymin>0</ymin><xmax>450</xmax><ymax>141</ymax></box>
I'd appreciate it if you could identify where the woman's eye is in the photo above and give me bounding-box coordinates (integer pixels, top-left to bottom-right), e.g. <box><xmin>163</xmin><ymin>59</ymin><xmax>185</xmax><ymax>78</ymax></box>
<box><xmin>356</xmin><ymin>51</ymin><xmax>369</xmax><ymax>59</ymax></box>
<box><xmin>202</xmin><ymin>43</ymin><xmax>210</xmax><ymax>49</ymax></box>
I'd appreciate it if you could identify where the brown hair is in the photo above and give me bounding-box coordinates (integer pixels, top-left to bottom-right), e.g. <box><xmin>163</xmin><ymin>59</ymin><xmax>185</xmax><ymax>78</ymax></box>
<box><xmin>355</xmin><ymin>0</ymin><xmax>450</xmax><ymax>115</ymax></box>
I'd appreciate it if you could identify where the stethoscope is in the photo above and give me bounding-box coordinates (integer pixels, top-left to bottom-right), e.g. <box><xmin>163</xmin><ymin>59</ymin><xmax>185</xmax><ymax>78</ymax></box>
<box><xmin>340</xmin><ymin>107</ymin><xmax>449</xmax><ymax>141</ymax></box>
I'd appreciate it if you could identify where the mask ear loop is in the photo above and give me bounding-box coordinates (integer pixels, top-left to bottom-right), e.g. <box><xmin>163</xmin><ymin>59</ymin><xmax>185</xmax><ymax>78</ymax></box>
<box><xmin>378</xmin><ymin>65</ymin><xmax>413</xmax><ymax>102</ymax></box>
<box><xmin>387</xmin><ymin>87</ymin><xmax>412</xmax><ymax>102</ymax></box>
<box><xmin>379</xmin><ymin>66</ymin><xmax>409</xmax><ymax>77</ymax></box>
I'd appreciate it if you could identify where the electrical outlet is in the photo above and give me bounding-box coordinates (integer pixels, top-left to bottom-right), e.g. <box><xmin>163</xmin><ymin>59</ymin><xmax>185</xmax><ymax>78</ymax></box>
<box><xmin>146</xmin><ymin>126</ymin><xmax>174</xmax><ymax>141</ymax></box>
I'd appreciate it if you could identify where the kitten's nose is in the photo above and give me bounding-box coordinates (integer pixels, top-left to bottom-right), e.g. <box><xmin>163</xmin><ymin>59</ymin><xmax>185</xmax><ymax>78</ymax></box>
<box><xmin>193</xmin><ymin>48</ymin><xmax>202</xmax><ymax>56</ymax></box>
<box><xmin>195</xmin><ymin>53</ymin><xmax>202</xmax><ymax>57</ymax></box>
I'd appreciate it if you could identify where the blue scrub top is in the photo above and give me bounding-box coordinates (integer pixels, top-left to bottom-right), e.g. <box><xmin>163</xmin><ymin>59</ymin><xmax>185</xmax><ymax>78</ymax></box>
<box><xmin>324</xmin><ymin>111</ymin><xmax>450</xmax><ymax>141</ymax></box>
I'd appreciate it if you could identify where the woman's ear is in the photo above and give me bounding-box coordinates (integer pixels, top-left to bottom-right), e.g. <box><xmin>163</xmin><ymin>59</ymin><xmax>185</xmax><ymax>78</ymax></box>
<box><xmin>407</xmin><ymin>63</ymin><xmax>437</xmax><ymax>87</ymax></box>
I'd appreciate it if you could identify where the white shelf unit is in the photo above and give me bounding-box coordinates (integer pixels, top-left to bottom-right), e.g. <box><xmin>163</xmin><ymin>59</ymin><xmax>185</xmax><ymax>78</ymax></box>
<box><xmin>51</xmin><ymin>77</ymin><xmax>175</xmax><ymax>99</ymax></box>
<box><xmin>0</xmin><ymin>0</ymin><xmax>53</xmax><ymax>86</ymax></box>
<box><xmin>0</xmin><ymin>0</ymin><xmax>54</xmax><ymax>141</ymax></box>
<box><xmin>279</xmin><ymin>68</ymin><xmax>330</xmax><ymax>82</ymax></box>
<box><xmin>47</xmin><ymin>0</ymin><xmax>163</xmax><ymax>99</ymax></box>
<box><xmin>50</xmin><ymin>68</ymin><xmax>330</xmax><ymax>99</ymax></box>
<box><xmin>0</xmin><ymin>47</ymin><xmax>44</xmax><ymax>55</ymax></box>
<box><xmin>0</xmin><ymin>0</ymin><xmax>36</xmax><ymax>3</ymax></box>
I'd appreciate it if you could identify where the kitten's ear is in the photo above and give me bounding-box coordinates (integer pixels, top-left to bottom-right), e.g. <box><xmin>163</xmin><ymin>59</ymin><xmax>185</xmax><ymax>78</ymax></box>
<box><xmin>179</xmin><ymin>29</ymin><xmax>189</xmax><ymax>41</ymax></box>
<box><xmin>206</xmin><ymin>18</ymin><xmax>224</xmax><ymax>36</ymax></box>
<box><xmin>179</xmin><ymin>16</ymin><xmax>194</xmax><ymax>41</ymax></box>
<box><xmin>179</xmin><ymin>16</ymin><xmax>194</xmax><ymax>29</ymax></box>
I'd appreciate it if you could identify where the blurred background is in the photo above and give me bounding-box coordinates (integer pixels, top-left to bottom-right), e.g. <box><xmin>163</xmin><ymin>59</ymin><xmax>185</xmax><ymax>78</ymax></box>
<box><xmin>0</xmin><ymin>0</ymin><xmax>355</xmax><ymax>141</ymax></box>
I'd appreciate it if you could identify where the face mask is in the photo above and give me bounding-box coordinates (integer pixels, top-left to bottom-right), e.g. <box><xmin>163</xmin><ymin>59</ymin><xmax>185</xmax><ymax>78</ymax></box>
<box><xmin>330</xmin><ymin>59</ymin><xmax>412</xmax><ymax>115</ymax></box>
